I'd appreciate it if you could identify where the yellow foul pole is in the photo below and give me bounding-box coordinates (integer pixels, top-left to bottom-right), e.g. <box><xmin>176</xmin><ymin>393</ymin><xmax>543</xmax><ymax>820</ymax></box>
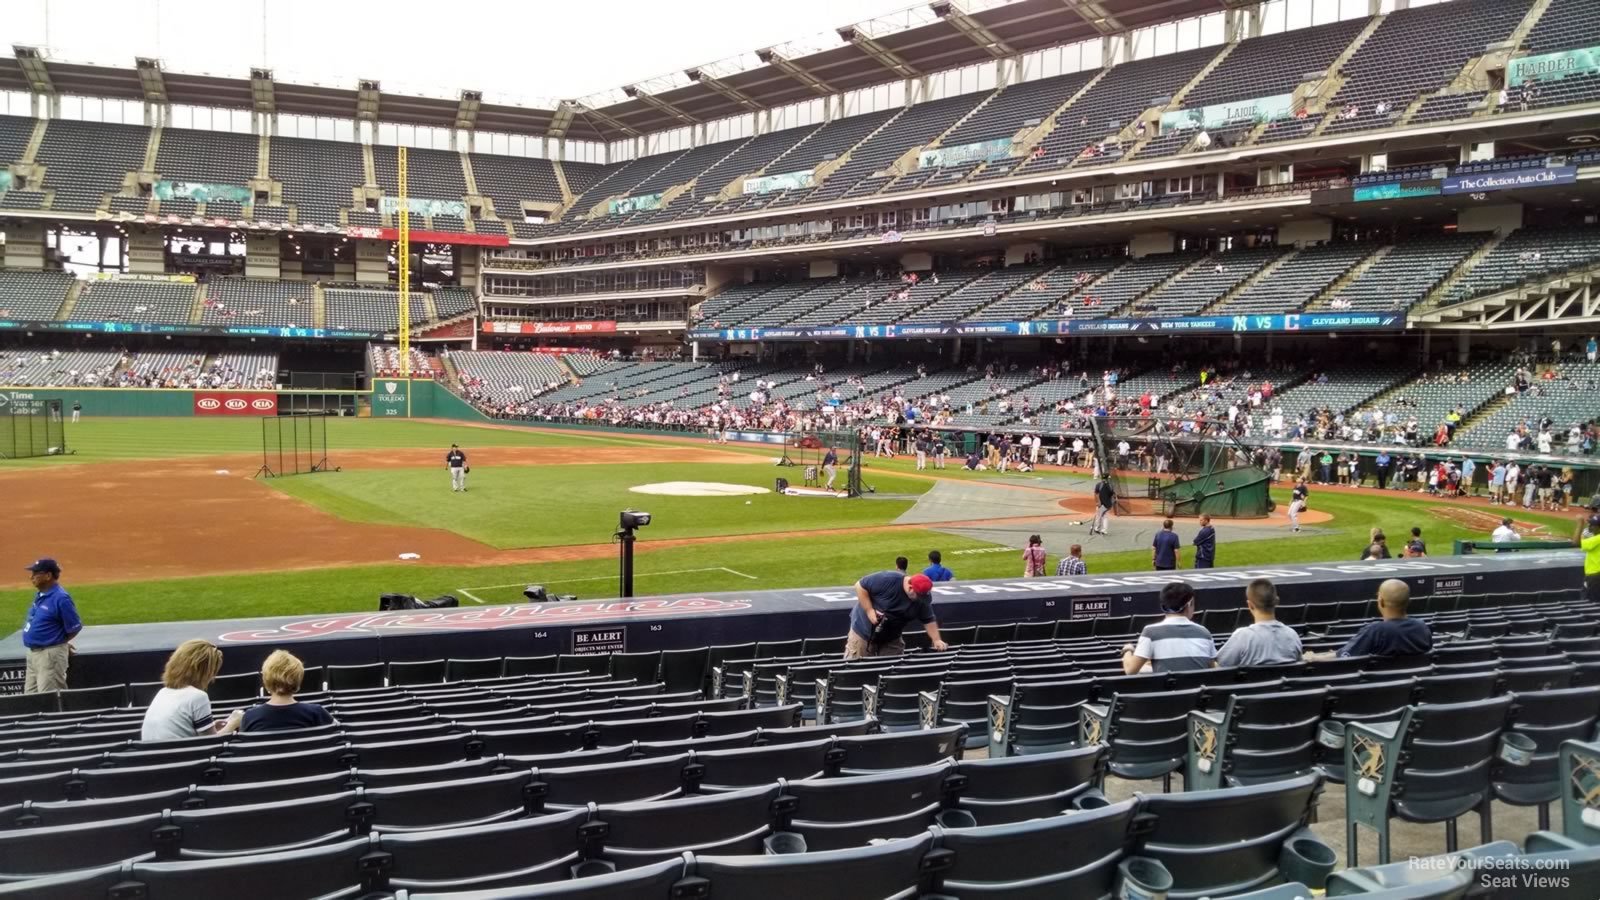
<box><xmin>397</xmin><ymin>146</ymin><xmax>411</xmax><ymax>377</ymax></box>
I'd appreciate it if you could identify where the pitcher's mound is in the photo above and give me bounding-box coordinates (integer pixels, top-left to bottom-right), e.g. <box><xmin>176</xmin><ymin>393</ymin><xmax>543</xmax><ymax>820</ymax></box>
<box><xmin>630</xmin><ymin>481</ymin><xmax>771</xmax><ymax>497</ymax></box>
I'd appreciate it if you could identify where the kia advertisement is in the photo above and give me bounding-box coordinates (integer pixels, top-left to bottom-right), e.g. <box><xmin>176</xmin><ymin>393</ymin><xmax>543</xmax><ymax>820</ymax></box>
<box><xmin>193</xmin><ymin>392</ymin><xmax>277</xmax><ymax>416</ymax></box>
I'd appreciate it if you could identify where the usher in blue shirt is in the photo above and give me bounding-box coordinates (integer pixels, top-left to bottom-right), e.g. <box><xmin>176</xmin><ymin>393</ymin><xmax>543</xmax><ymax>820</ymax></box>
<box><xmin>23</xmin><ymin>585</ymin><xmax>82</xmax><ymax>649</ymax></box>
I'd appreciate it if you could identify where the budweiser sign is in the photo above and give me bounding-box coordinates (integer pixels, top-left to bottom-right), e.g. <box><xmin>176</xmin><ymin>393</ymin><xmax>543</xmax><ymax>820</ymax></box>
<box><xmin>218</xmin><ymin>597</ymin><xmax>752</xmax><ymax>643</ymax></box>
<box><xmin>482</xmin><ymin>320</ymin><xmax>618</xmax><ymax>335</ymax></box>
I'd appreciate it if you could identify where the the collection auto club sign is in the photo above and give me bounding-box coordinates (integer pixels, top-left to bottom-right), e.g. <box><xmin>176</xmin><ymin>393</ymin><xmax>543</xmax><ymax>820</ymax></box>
<box><xmin>192</xmin><ymin>391</ymin><xmax>277</xmax><ymax>416</ymax></box>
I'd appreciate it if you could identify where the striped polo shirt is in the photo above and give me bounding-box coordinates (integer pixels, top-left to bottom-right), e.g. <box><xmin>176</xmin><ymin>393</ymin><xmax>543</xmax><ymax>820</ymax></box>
<box><xmin>1133</xmin><ymin>615</ymin><xmax>1216</xmax><ymax>672</ymax></box>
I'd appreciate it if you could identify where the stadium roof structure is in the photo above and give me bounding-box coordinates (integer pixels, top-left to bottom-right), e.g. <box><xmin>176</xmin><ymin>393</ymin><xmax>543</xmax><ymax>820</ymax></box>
<box><xmin>0</xmin><ymin>0</ymin><xmax>1246</xmax><ymax>143</ymax></box>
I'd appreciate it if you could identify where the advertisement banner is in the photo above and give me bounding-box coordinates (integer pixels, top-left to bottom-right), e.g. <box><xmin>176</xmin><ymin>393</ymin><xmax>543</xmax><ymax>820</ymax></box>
<box><xmin>1160</xmin><ymin>93</ymin><xmax>1294</xmax><ymax>133</ymax></box>
<box><xmin>691</xmin><ymin>312</ymin><xmax>1405</xmax><ymax>342</ymax></box>
<box><xmin>1441</xmin><ymin>166</ymin><xmax>1577</xmax><ymax>195</ymax></box>
<box><xmin>1509</xmin><ymin>46</ymin><xmax>1600</xmax><ymax>86</ymax></box>
<box><xmin>372</xmin><ymin>380</ymin><xmax>410</xmax><ymax>417</ymax></box>
<box><xmin>918</xmin><ymin>137</ymin><xmax>1013</xmax><ymax>169</ymax></box>
<box><xmin>743</xmin><ymin>170</ymin><xmax>814</xmax><ymax>195</ymax></box>
<box><xmin>606</xmin><ymin>193</ymin><xmax>663</xmax><ymax>216</ymax></box>
<box><xmin>1353</xmin><ymin>182</ymin><xmax>1442</xmax><ymax>202</ymax></box>
<box><xmin>379</xmin><ymin>196</ymin><xmax>469</xmax><ymax>219</ymax></box>
<box><xmin>194</xmin><ymin>391</ymin><xmax>277</xmax><ymax>416</ymax></box>
<box><xmin>482</xmin><ymin>321</ymin><xmax>618</xmax><ymax>335</ymax></box>
<box><xmin>155</xmin><ymin>181</ymin><xmax>252</xmax><ymax>203</ymax></box>
<box><xmin>0</xmin><ymin>319</ymin><xmax>383</xmax><ymax>340</ymax></box>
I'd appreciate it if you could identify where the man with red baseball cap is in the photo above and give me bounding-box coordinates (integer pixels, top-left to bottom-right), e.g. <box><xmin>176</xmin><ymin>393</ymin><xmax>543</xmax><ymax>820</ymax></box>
<box><xmin>844</xmin><ymin>567</ymin><xmax>947</xmax><ymax>659</ymax></box>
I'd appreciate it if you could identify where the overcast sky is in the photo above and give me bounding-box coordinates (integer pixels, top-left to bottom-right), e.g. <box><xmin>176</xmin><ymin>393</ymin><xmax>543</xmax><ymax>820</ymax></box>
<box><xmin>0</xmin><ymin>0</ymin><xmax>919</xmax><ymax>106</ymax></box>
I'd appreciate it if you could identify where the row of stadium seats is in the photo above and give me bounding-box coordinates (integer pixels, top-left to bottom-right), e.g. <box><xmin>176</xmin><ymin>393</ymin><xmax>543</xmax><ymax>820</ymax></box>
<box><xmin>0</xmin><ymin>591</ymin><xmax>1595</xmax><ymax>895</ymax></box>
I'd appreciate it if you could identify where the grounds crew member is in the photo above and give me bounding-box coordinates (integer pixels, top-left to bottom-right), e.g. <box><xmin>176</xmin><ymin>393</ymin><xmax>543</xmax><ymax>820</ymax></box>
<box><xmin>22</xmin><ymin>558</ymin><xmax>80</xmax><ymax>693</ymax></box>
<box><xmin>446</xmin><ymin>444</ymin><xmax>469</xmax><ymax>492</ymax></box>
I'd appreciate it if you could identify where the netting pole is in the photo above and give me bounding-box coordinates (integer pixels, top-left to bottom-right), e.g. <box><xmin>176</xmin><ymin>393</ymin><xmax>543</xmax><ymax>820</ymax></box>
<box><xmin>397</xmin><ymin>145</ymin><xmax>411</xmax><ymax>378</ymax></box>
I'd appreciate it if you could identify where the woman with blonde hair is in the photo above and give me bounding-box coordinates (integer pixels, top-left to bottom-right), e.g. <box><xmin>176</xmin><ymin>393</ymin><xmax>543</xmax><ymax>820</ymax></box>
<box><xmin>242</xmin><ymin>649</ymin><xmax>334</xmax><ymax>733</ymax></box>
<box><xmin>140</xmin><ymin>639</ymin><xmax>242</xmax><ymax>741</ymax></box>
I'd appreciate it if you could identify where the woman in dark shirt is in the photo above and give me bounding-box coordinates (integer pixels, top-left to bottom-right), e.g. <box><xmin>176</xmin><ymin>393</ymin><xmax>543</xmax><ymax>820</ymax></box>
<box><xmin>1360</xmin><ymin>529</ymin><xmax>1392</xmax><ymax>561</ymax></box>
<box><xmin>242</xmin><ymin>649</ymin><xmax>334</xmax><ymax>733</ymax></box>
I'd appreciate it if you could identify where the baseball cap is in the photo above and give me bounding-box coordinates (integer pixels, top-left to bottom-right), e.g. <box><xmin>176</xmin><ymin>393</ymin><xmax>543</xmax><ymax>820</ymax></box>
<box><xmin>25</xmin><ymin>558</ymin><xmax>60</xmax><ymax>576</ymax></box>
<box><xmin>908</xmin><ymin>573</ymin><xmax>934</xmax><ymax>596</ymax></box>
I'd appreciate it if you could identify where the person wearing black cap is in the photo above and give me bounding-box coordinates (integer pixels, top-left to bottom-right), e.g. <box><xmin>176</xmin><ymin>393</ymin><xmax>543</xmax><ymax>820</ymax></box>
<box><xmin>446</xmin><ymin>444</ymin><xmax>468</xmax><ymax>492</ymax></box>
<box><xmin>21</xmin><ymin>558</ymin><xmax>81</xmax><ymax>694</ymax></box>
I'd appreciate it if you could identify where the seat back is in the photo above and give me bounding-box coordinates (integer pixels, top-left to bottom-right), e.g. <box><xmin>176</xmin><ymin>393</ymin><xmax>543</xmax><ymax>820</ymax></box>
<box><xmin>1387</xmin><ymin>697</ymin><xmax>1514</xmax><ymax>804</ymax></box>
<box><xmin>693</xmin><ymin>739</ymin><xmax>836</xmax><ymax>790</ymax></box>
<box><xmin>1004</xmin><ymin>679</ymin><xmax>1095</xmax><ymax>754</ymax></box>
<box><xmin>954</xmin><ymin>745</ymin><xmax>1106</xmax><ymax>825</ymax></box>
<box><xmin>691</xmin><ymin>832</ymin><xmax>933</xmax><ymax>899</ymax></box>
<box><xmin>1198</xmin><ymin>688</ymin><xmax>1328</xmax><ymax>786</ymax></box>
<box><xmin>1416</xmin><ymin>673</ymin><xmax>1499</xmax><ymax>704</ymax></box>
<box><xmin>1496</xmin><ymin>687</ymin><xmax>1600</xmax><ymax>797</ymax></box>
<box><xmin>530</xmin><ymin>753</ymin><xmax>693</xmax><ymax>810</ymax></box>
<box><xmin>374</xmin><ymin>807</ymin><xmax>588</xmax><ymax>892</ymax></box>
<box><xmin>1329</xmin><ymin>679</ymin><xmax>1417</xmax><ymax>723</ymax></box>
<box><xmin>387</xmin><ymin>659</ymin><xmax>446</xmax><ymax>686</ymax></box>
<box><xmin>120</xmin><ymin>837</ymin><xmax>378</xmax><ymax>900</ymax></box>
<box><xmin>932</xmin><ymin>798</ymin><xmax>1137</xmax><ymax>896</ymax></box>
<box><xmin>1088</xmin><ymin>688</ymin><xmax>1202</xmax><ymax>779</ymax></box>
<box><xmin>594</xmin><ymin>784</ymin><xmax>784</xmax><ymax>864</ymax></box>
<box><xmin>1137</xmin><ymin>773</ymin><xmax>1324</xmax><ymax>896</ymax></box>
<box><xmin>783</xmin><ymin>764</ymin><xmax>956</xmax><ymax>851</ymax></box>
<box><xmin>834</xmin><ymin>724</ymin><xmax>966</xmax><ymax>773</ymax></box>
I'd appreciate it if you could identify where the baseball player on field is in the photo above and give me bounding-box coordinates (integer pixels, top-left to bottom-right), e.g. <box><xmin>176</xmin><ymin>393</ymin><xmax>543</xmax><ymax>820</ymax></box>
<box><xmin>446</xmin><ymin>444</ymin><xmax>468</xmax><ymax>492</ymax></box>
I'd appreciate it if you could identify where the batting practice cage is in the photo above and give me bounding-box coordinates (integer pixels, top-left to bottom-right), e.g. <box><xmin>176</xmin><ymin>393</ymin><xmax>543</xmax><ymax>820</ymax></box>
<box><xmin>1088</xmin><ymin>416</ymin><xmax>1272</xmax><ymax>518</ymax></box>
<box><xmin>778</xmin><ymin>429</ymin><xmax>864</xmax><ymax>497</ymax></box>
<box><xmin>255</xmin><ymin>413</ymin><xmax>336</xmax><ymax>478</ymax></box>
<box><xmin>0</xmin><ymin>399</ymin><xmax>65</xmax><ymax>459</ymax></box>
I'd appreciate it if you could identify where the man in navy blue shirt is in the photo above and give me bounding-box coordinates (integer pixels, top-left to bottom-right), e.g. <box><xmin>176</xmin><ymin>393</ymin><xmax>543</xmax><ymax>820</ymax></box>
<box><xmin>1192</xmin><ymin>515</ymin><xmax>1216</xmax><ymax>569</ymax></box>
<box><xmin>1321</xmin><ymin>579</ymin><xmax>1432</xmax><ymax>659</ymax></box>
<box><xmin>846</xmin><ymin>570</ymin><xmax>947</xmax><ymax>659</ymax></box>
<box><xmin>1152</xmin><ymin>519</ymin><xmax>1182</xmax><ymax>571</ymax></box>
<box><xmin>822</xmin><ymin>447</ymin><xmax>839</xmax><ymax>491</ymax></box>
<box><xmin>923</xmin><ymin>550</ymin><xmax>954</xmax><ymax>583</ymax></box>
<box><xmin>22</xmin><ymin>558</ymin><xmax>81</xmax><ymax>694</ymax></box>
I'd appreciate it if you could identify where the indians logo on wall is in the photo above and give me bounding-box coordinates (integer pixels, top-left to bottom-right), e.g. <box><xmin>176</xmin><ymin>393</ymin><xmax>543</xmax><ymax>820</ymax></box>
<box><xmin>217</xmin><ymin>598</ymin><xmax>755</xmax><ymax>643</ymax></box>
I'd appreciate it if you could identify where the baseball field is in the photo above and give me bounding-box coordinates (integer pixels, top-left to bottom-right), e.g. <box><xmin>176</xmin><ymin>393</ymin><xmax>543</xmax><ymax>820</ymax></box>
<box><xmin>0</xmin><ymin>416</ymin><xmax>1578</xmax><ymax>628</ymax></box>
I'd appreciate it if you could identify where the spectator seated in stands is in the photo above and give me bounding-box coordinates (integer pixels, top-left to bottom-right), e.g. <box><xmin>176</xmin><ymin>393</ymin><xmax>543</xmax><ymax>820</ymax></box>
<box><xmin>1121</xmin><ymin>582</ymin><xmax>1216</xmax><ymax>674</ymax></box>
<box><xmin>140</xmin><ymin>639</ymin><xmax>243</xmax><ymax>741</ymax></box>
<box><xmin>1313</xmin><ymin>579</ymin><xmax>1432</xmax><ymax>660</ymax></box>
<box><xmin>1214</xmin><ymin>578</ymin><xmax>1303</xmax><ymax>667</ymax></box>
<box><xmin>242</xmin><ymin>649</ymin><xmax>335</xmax><ymax>733</ymax></box>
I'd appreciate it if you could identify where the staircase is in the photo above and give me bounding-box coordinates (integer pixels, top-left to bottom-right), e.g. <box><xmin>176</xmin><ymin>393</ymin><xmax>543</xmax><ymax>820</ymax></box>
<box><xmin>1169</xmin><ymin>43</ymin><xmax>1237</xmax><ymax>107</ymax></box>
<box><xmin>421</xmin><ymin>291</ymin><xmax>440</xmax><ymax>323</ymax></box>
<box><xmin>188</xmin><ymin>282</ymin><xmax>208</xmax><ymax>325</ymax></box>
<box><xmin>141</xmin><ymin>127</ymin><xmax>162</xmax><ymax>174</ymax></box>
<box><xmin>1200</xmin><ymin>250</ymin><xmax>1299</xmax><ymax>314</ymax></box>
<box><xmin>55</xmin><ymin>280</ymin><xmax>84</xmax><ymax>320</ymax></box>
<box><xmin>312</xmin><ymin>283</ymin><xmax>327</xmax><ymax>328</ymax></box>
<box><xmin>550</xmin><ymin>160</ymin><xmax>574</xmax><ymax>205</ymax></box>
<box><xmin>20</xmin><ymin>119</ymin><xmax>47</xmax><ymax>165</ymax></box>
<box><xmin>1009</xmin><ymin>68</ymin><xmax>1110</xmax><ymax>167</ymax></box>
<box><xmin>459</xmin><ymin>152</ymin><xmax>480</xmax><ymax>197</ymax></box>
<box><xmin>1421</xmin><ymin>232</ymin><xmax>1510</xmax><ymax>308</ymax></box>
<box><xmin>1506</xmin><ymin>0</ymin><xmax>1559</xmax><ymax>53</ymax></box>
<box><xmin>1307</xmin><ymin>245</ymin><xmax>1393</xmax><ymax>310</ymax></box>
<box><xmin>438</xmin><ymin>352</ymin><xmax>464</xmax><ymax>391</ymax></box>
<box><xmin>361</xmin><ymin>143</ymin><xmax>377</xmax><ymax>189</ymax></box>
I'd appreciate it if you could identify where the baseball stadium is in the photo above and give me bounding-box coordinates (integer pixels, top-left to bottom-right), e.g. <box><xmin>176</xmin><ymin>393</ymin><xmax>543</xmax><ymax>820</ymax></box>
<box><xmin>1</xmin><ymin>0</ymin><xmax>1600</xmax><ymax>895</ymax></box>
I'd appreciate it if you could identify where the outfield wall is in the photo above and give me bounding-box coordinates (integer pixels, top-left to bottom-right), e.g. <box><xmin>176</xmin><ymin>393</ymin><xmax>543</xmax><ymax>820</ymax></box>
<box><xmin>1</xmin><ymin>553</ymin><xmax>1580</xmax><ymax>692</ymax></box>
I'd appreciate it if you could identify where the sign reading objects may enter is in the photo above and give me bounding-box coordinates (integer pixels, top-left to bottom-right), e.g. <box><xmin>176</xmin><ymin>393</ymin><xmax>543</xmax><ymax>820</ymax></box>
<box><xmin>570</xmin><ymin>626</ymin><xmax>627</xmax><ymax>655</ymax></box>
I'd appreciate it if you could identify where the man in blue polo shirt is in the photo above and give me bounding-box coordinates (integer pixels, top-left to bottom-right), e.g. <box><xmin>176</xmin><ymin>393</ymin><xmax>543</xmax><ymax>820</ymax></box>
<box><xmin>22</xmin><ymin>558</ymin><xmax>81</xmax><ymax>694</ymax></box>
<box><xmin>1152</xmin><ymin>519</ymin><xmax>1182</xmax><ymax>571</ymax></box>
<box><xmin>923</xmin><ymin>550</ymin><xmax>954</xmax><ymax>583</ymax></box>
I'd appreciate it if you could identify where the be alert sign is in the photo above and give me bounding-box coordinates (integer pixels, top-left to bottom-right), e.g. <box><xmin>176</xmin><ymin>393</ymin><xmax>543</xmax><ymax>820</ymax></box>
<box><xmin>570</xmin><ymin>626</ymin><xmax>627</xmax><ymax>655</ymax></box>
<box><xmin>194</xmin><ymin>391</ymin><xmax>277</xmax><ymax>416</ymax></box>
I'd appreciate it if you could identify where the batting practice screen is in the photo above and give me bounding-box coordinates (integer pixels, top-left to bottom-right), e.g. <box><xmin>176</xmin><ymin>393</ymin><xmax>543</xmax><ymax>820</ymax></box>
<box><xmin>257</xmin><ymin>413</ymin><xmax>333</xmax><ymax>477</ymax></box>
<box><xmin>0</xmin><ymin>399</ymin><xmax>65</xmax><ymax>459</ymax></box>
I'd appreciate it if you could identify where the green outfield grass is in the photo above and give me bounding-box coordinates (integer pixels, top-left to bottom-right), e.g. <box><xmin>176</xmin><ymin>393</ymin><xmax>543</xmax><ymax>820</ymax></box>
<box><xmin>267</xmin><ymin>461</ymin><xmax>935</xmax><ymax>548</ymax></box>
<box><xmin>0</xmin><ymin>416</ymin><xmax>647</xmax><ymax>464</ymax></box>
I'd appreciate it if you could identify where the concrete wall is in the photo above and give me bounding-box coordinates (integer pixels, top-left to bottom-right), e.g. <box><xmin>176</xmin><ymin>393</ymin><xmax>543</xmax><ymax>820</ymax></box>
<box><xmin>124</xmin><ymin>226</ymin><xmax>165</xmax><ymax>275</ymax></box>
<box><xmin>2</xmin><ymin>221</ymin><xmax>47</xmax><ymax>269</ymax></box>
<box><xmin>1129</xmin><ymin>231</ymin><xmax>1175</xmax><ymax>258</ymax></box>
<box><xmin>898</xmin><ymin>251</ymin><xmax>933</xmax><ymax>272</ymax></box>
<box><xmin>245</xmin><ymin>234</ymin><xmax>281</xmax><ymax>280</ymax></box>
<box><xmin>807</xmin><ymin>259</ymin><xmax>840</xmax><ymax>279</ymax></box>
<box><xmin>1278</xmin><ymin>218</ymin><xmax>1333</xmax><ymax>247</ymax></box>
<box><xmin>354</xmin><ymin>239</ymin><xmax>390</xmax><ymax>284</ymax></box>
<box><xmin>1005</xmin><ymin>242</ymin><xmax>1044</xmax><ymax>266</ymax></box>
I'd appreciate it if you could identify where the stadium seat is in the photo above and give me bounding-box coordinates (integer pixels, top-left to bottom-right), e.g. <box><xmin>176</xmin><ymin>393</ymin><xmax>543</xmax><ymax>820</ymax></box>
<box><xmin>953</xmin><ymin>745</ymin><xmax>1107</xmax><ymax>825</ymax></box>
<box><xmin>0</xmin><ymin>785</ymin><xmax>189</xmax><ymax>829</ymax></box>
<box><xmin>66</xmin><ymin>759</ymin><xmax>219</xmax><ymax>800</ymax></box>
<box><xmin>1187</xmin><ymin>687</ymin><xmax>1329</xmax><ymax>790</ymax></box>
<box><xmin>832</xmin><ymin>724</ymin><xmax>966</xmax><ymax>774</ymax></box>
<box><xmin>865</xmin><ymin>670</ymin><xmax>950</xmax><ymax>732</ymax></box>
<box><xmin>326</xmin><ymin>664</ymin><xmax>387</xmax><ymax>692</ymax></box>
<box><xmin>117</xmin><ymin>836</ymin><xmax>380</xmax><ymax>899</ymax></box>
<box><xmin>921</xmin><ymin>674</ymin><xmax>1013</xmax><ymax>750</ymax></box>
<box><xmin>1317</xmin><ymin>679</ymin><xmax>1420</xmax><ymax>783</ymax></box>
<box><xmin>588</xmin><ymin>714</ymin><xmax>699</xmax><ymax>747</ymax></box>
<box><xmin>1137</xmin><ymin>773</ymin><xmax>1333</xmax><ymax>896</ymax></box>
<box><xmin>689</xmin><ymin>831</ymin><xmax>936</xmax><ymax>900</ymax></box>
<box><xmin>444</xmin><ymin>658</ymin><xmax>504</xmax><ymax>681</ymax></box>
<box><xmin>55</xmin><ymin>685</ymin><xmax>127</xmax><ymax>713</ymax></box>
<box><xmin>0</xmin><ymin>811</ymin><xmax>163</xmax><ymax>876</ymax></box>
<box><xmin>800</xmin><ymin>637</ymin><xmax>845</xmax><ymax>656</ymax></box>
<box><xmin>929</xmin><ymin>797</ymin><xmax>1138</xmax><ymax>897</ymax></box>
<box><xmin>754</xmin><ymin>640</ymin><xmax>803</xmax><ymax>659</ymax></box>
<box><xmin>503</xmin><ymin>655</ymin><xmax>560</xmax><ymax>677</ymax></box>
<box><xmin>1081</xmin><ymin>688</ymin><xmax>1203</xmax><ymax>790</ymax></box>
<box><xmin>656</xmin><ymin>648</ymin><xmax>708</xmax><ymax>695</ymax></box>
<box><xmin>192</xmin><ymin>770</ymin><xmax>355</xmax><ymax>806</ymax></box>
<box><xmin>166</xmin><ymin>792</ymin><xmax>365</xmax><ymax>858</ymax></box>
<box><xmin>387</xmin><ymin>660</ymin><xmax>447</xmax><ymax>686</ymax></box>
<box><xmin>206</xmin><ymin>671</ymin><xmax>262</xmax><ymax>703</ymax></box>
<box><xmin>693</xmin><ymin>738</ymin><xmax>835</xmax><ymax>790</ymax></box>
<box><xmin>371</xmin><ymin>807</ymin><xmax>589</xmax><ymax>892</ymax></box>
<box><xmin>530</xmin><ymin>753</ymin><xmax>693</xmax><ymax>811</ymax></box>
<box><xmin>1345</xmin><ymin>696</ymin><xmax>1514</xmax><ymax>865</ymax></box>
<box><xmin>393</xmin><ymin>856</ymin><xmax>689</xmax><ymax>899</ymax></box>
<box><xmin>754</xmin><ymin>719</ymin><xmax>877</xmax><ymax>745</ymax></box>
<box><xmin>556</xmin><ymin>655</ymin><xmax>610</xmax><ymax>677</ymax></box>
<box><xmin>699</xmin><ymin>704</ymin><xmax>801</xmax><ymax>736</ymax></box>
<box><xmin>1499</xmin><ymin>664</ymin><xmax>1577</xmax><ymax>694</ymax></box>
<box><xmin>782</xmin><ymin>762</ymin><xmax>961</xmax><ymax>851</ymax></box>
<box><xmin>989</xmin><ymin>678</ymin><xmax>1095</xmax><ymax>757</ymax></box>
<box><xmin>593</xmin><ymin>783</ymin><xmax>786</xmax><ymax>865</ymax></box>
<box><xmin>1493</xmin><ymin>686</ymin><xmax>1600</xmax><ymax>829</ymax></box>
<box><xmin>364</xmin><ymin>771</ymin><xmax>535</xmax><ymax>832</ymax></box>
<box><xmin>1415</xmin><ymin>673</ymin><xmax>1499</xmax><ymax>704</ymax></box>
<box><xmin>606</xmin><ymin>652</ymin><xmax>660</xmax><ymax>686</ymax></box>
<box><xmin>0</xmin><ymin>695</ymin><xmax>56</xmax><ymax>718</ymax></box>
<box><xmin>1557</xmin><ymin>738</ymin><xmax>1600</xmax><ymax>845</ymax></box>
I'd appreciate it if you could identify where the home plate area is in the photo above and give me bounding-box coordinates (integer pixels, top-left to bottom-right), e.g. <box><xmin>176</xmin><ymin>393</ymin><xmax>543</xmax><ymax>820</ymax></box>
<box><xmin>628</xmin><ymin>481</ymin><xmax>771</xmax><ymax>497</ymax></box>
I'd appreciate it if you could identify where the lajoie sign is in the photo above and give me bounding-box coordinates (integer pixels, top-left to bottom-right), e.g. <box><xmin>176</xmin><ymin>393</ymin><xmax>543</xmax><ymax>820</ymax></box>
<box><xmin>372</xmin><ymin>380</ymin><xmax>409</xmax><ymax>417</ymax></box>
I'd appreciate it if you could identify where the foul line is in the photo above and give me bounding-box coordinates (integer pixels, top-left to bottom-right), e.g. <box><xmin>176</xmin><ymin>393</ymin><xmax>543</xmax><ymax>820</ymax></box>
<box><xmin>456</xmin><ymin>566</ymin><xmax>758</xmax><ymax>603</ymax></box>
